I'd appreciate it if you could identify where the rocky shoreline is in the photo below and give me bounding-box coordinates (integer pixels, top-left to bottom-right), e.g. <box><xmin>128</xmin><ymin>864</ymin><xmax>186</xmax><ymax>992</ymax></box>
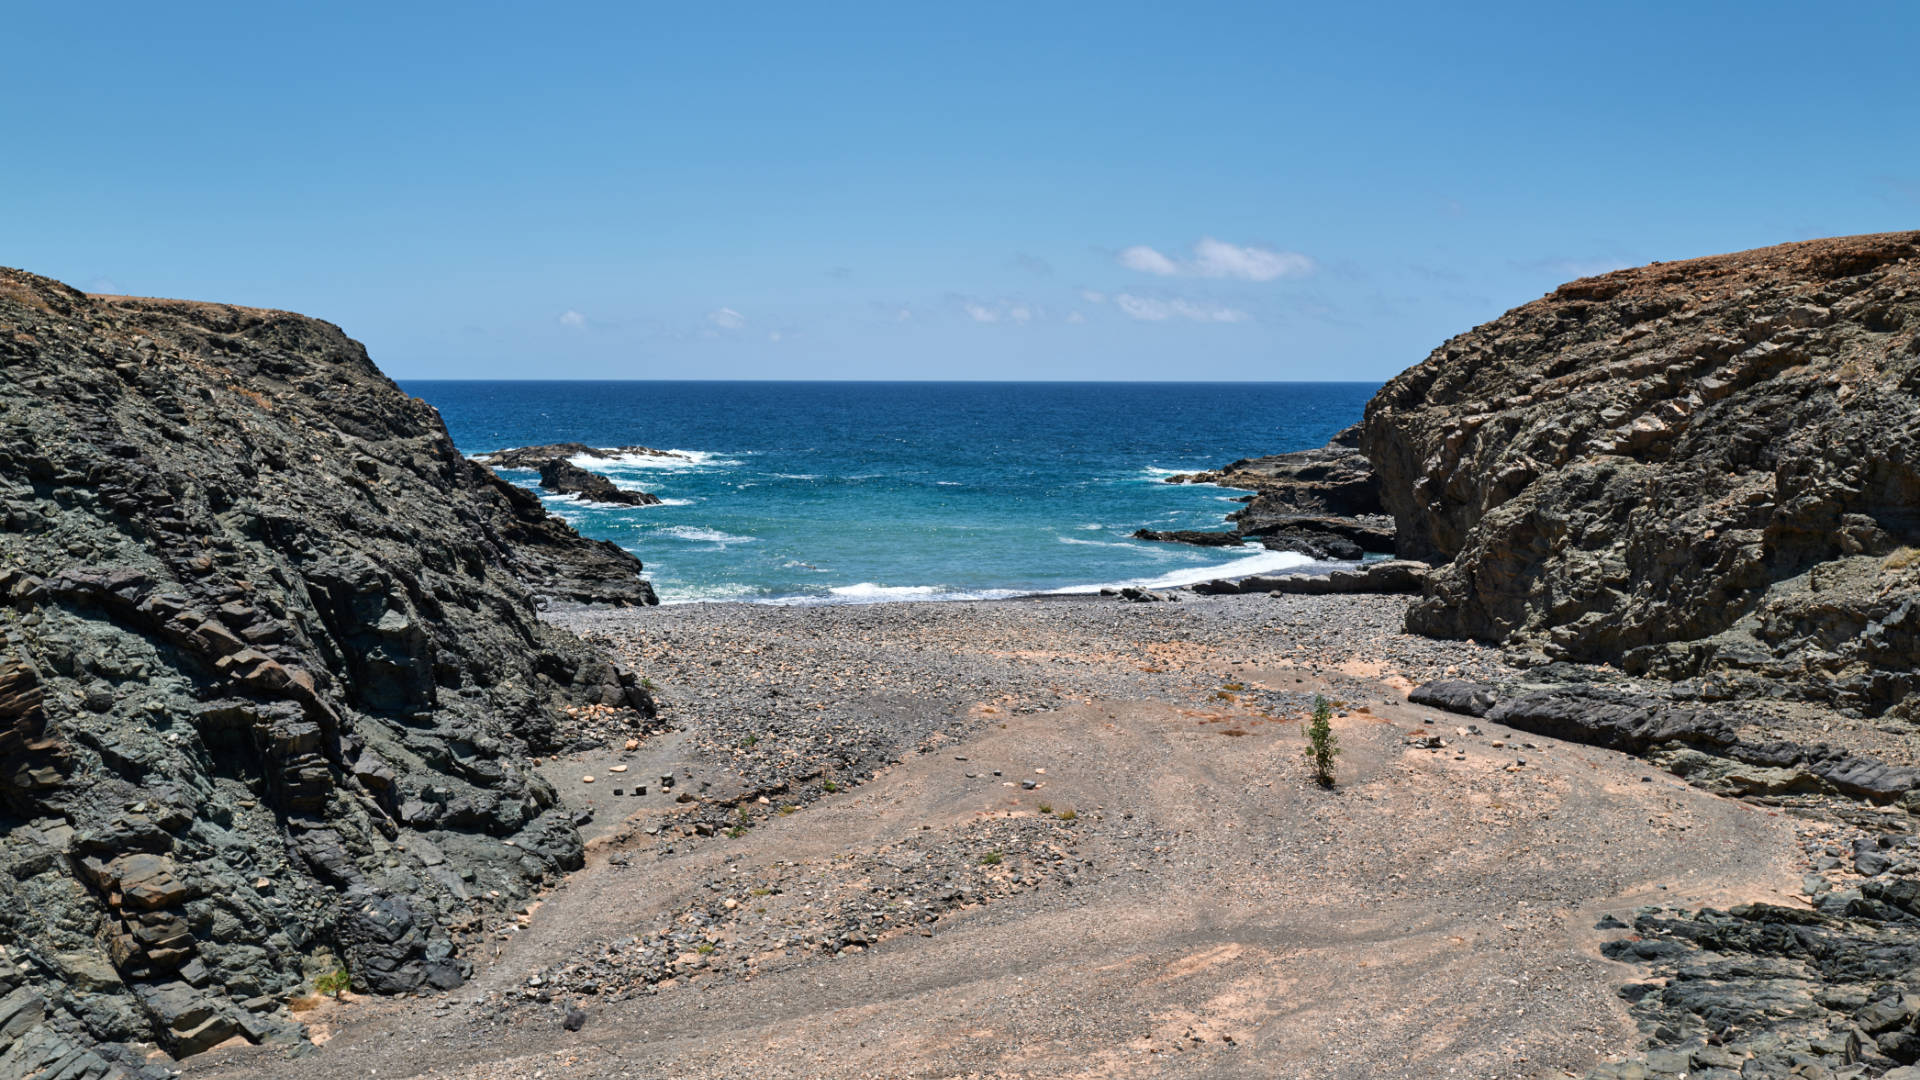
<box><xmin>5</xmin><ymin>232</ymin><xmax>1919</xmax><ymax>1078</ymax></box>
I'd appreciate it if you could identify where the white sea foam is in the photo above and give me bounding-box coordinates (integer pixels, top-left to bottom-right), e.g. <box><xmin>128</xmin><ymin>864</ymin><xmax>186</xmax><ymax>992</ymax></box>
<box><xmin>1057</xmin><ymin>535</ymin><xmax>1144</xmax><ymax>550</ymax></box>
<box><xmin>935</xmin><ymin>481</ymin><xmax>961</xmax><ymax>486</ymax></box>
<box><xmin>744</xmin><ymin>582</ymin><xmax>1027</xmax><ymax>606</ymax></box>
<box><xmin>657</xmin><ymin>525</ymin><xmax>756</xmax><ymax>544</ymax></box>
<box><xmin>539</xmin><ymin>490</ymin><xmax>678</xmax><ymax>510</ymax></box>
<box><xmin>657</xmin><ymin>582</ymin><xmax>762</xmax><ymax>605</ymax></box>
<box><xmin>1078</xmin><ymin>523</ymin><xmax>1104</xmax><ymax>530</ymax></box>
<box><xmin>572</xmin><ymin>448</ymin><xmax>743</xmax><ymax>470</ymax></box>
<box><xmin>1051</xmin><ymin>547</ymin><xmax>1315</xmax><ymax>595</ymax></box>
<box><xmin>536</xmin><ymin>492</ymin><xmax>635</xmax><ymax>511</ymax></box>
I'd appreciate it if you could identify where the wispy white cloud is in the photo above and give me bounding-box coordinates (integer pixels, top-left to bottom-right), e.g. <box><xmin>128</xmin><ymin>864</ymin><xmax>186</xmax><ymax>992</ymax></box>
<box><xmin>558</xmin><ymin>310</ymin><xmax>587</xmax><ymax>328</ymax></box>
<box><xmin>963</xmin><ymin>302</ymin><xmax>1000</xmax><ymax>323</ymax></box>
<box><xmin>1008</xmin><ymin>305</ymin><xmax>1034</xmax><ymax>324</ymax></box>
<box><xmin>1066</xmin><ymin>310</ymin><xmax>1087</xmax><ymax>324</ymax></box>
<box><xmin>707</xmin><ymin>307</ymin><xmax>746</xmax><ymax>330</ymax></box>
<box><xmin>1119</xmin><ymin>237</ymin><xmax>1314</xmax><ymax>281</ymax></box>
<box><xmin>768</xmin><ymin>331</ymin><xmax>783</xmax><ymax>342</ymax></box>
<box><xmin>1079</xmin><ymin>289</ymin><xmax>1107</xmax><ymax>304</ymax></box>
<box><xmin>1118</xmin><ymin>246</ymin><xmax>1182</xmax><ymax>276</ymax></box>
<box><xmin>1113</xmin><ymin>294</ymin><xmax>1249</xmax><ymax>323</ymax></box>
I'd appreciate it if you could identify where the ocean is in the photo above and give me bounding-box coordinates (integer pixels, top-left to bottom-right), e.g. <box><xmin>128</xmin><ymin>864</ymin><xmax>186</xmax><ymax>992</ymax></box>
<box><xmin>403</xmin><ymin>381</ymin><xmax>1376</xmax><ymax>605</ymax></box>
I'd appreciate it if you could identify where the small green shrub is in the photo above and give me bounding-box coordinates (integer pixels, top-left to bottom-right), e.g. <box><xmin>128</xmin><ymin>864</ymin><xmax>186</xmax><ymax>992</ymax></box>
<box><xmin>726</xmin><ymin>825</ymin><xmax>747</xmax><ymax>838</ymax></box>
<box><xmin>1304</xmin><ymin>694</ymin><xmax>1340</xmax><ymax>787</ymax></box>
<box><xmin>1036</xmin><ymin>803</ymin><xmax>1053</xmax><ymax>815</ymax></box>
<box><xmin>313</xmin><ymin>967</ymin><xmax>351</xmax><ymax>998</ymax></box>
<box><xmin>696</xmin><ymin>942</ymin><xmax>716</xmax><ymax>955</ymax></box>
<box><xmin>979</xmin><ymin>850</ymin><xmax>1003</xmax><ymax>866</ymax></box>
<box><xmin>822</xmin><ymin>780</ymin><xmax>840</xmax><ymax>793</ymax></box>
<box><xmin>1056</xmin><ymin>808</ymin><xmax>1077</xmax><ymax>822</ymax></box>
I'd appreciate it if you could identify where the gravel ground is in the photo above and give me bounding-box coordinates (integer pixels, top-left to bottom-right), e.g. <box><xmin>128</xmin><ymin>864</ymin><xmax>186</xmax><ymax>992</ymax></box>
<box><xmin>184</xmin><ymin>591</ymin><xmax>1820</xmax><ymax>1080</ymax></box>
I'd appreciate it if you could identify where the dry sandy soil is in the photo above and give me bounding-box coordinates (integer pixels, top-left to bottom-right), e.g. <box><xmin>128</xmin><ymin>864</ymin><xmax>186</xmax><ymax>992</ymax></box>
<box><xmin>186</xmin><ymin>594</ymin><xmax>1806</xmax><ymax>1080</ymax></box>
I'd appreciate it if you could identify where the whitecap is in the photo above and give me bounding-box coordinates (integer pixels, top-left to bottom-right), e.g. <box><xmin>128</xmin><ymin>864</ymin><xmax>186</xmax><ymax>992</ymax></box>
<box><xmin>1057</xmin><ymin>535</ymin><xmax>1143</xmax><ymax>550</ymax></box>
<box><xmin>572</xmin><ymin>448</ymin><xmax>744</xmax><ymax>470</ymax></box>
<box><xmin>750</xmin><ymin>582</ymin><xmax>1027</xmax><ymax>606</ymax></box>
<box><xmin>536</xmin><ymin>492</ymin><xmax>635</xmax><ymax>511</ymax></box>
<box><xmin>657</xmin><ymin>525</ymin><xmax>756</xmax><ymax>544</ymax></box>
<box><xmin>1051</xmin><ymin>547</ymin><xmax>1316</xmax><ymax>595</ymax></box>
<box><xmin>657</xmin><ymin>582</ymin><xmax>763</xmax><ymax>605</ymax></box>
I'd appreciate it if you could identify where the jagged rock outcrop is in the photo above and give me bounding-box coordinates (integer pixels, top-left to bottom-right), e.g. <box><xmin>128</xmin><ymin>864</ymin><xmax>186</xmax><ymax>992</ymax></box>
<box><xmin>0</xmin><ymin>268</ymin><xmax>659</xmax><ymax>1068</ymax></box>
<box><xmin>471</xmin><ymin>444</ymin><xmax>684</xmax><ymax>470</ymax></box>
<box><xmin>535</xmin><ymin>459</ymin><xmax>662</xmax><ymax>507</ymax></box>
<box><xmin>1363</xmin><ymin>232</ymin><xmax>1920</xmax><ymax>718</ymax></box>
<box><xmin>1151</xmin><ymin>425</ymin><xmax>1396</xmax><ymax>559</ymax></box>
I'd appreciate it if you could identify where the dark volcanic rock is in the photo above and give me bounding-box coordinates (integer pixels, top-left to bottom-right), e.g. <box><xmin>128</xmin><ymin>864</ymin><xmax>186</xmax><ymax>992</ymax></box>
<box><xmin>1156</xmin><ymin>425</ymin><xmax>1397</xmax><ymax>557</ymax></box>
<box><xmin>1361</xmin><ymin>231</ymin><xmax>1920</xmax><ymax>718</ymax></box>
<box><xmin>1587</xmin><ymin>888</ymin><xmax>1920</xmax><ymax>1080</ymax></box>
<box><xmin>1410</xmin><ymin>680</ymin><xmax>1920</xmax><ymax>803</ymax></box>
<box><xmin>536</xmin><ymin>459</ymin><xmax>662</xmax><ymax>507</ymax></box>
<box><xmin>1191</xmin><ymin>559</ymin><xmax>1430</xmax><ymax>596</ymax></box>
<box><xmin>0</xmin><ymin>268</ymin><xmax>660</xmax><ymax>1063</ymax></box>
<box><xmin>472</xmin><ymin>443</ymin><xmax>686</xmax><ymax>470</ymax></box>
<box><xmin>1131</xmin><ymin>529</ymin><xmax>1247</xmax><ymax>548</ymax></box>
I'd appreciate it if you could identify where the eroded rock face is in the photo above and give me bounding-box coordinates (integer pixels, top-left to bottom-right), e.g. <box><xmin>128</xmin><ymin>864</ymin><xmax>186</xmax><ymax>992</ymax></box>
<box><xmin>1153</xmin><ymin>425</ymin><xmax>1396</xmax><ymax>558</ymax></box>
<box><xmin>1362</xmin><ymin>232</ymin><xmax>1920</xmax><ymax>718</ymax></box>
<box><xmin>0</xmin><ymin>269</ymin><xmax>657</xmax><ymax>1064</ymax></box>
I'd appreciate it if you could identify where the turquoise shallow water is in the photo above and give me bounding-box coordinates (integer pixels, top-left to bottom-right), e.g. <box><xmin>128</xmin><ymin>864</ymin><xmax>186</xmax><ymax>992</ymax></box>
<box><xmin>404</xmin><ymin>381</ymin><xmax>1376</xmax><ymax>604</ymax></box>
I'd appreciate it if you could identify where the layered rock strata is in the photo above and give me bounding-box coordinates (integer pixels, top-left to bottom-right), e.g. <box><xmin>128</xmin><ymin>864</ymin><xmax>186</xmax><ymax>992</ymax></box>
<box><xmin>0</xmin><ymin>269</ymin><xmax>657</xmax><ymax>1068</ymax></box>
<box><xmin>1362</xmin><ymin>232</ymin><xmax>1920</xmax><ymax>718</ymax></box>
<box><xmin>1150</xmin><ymin>425</ymin><xmax>1397</xmax><ymax>559</ymax></box>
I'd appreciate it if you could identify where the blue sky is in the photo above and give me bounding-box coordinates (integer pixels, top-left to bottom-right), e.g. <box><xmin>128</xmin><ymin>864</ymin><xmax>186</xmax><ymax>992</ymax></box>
<box><xmin>7</xmin><ymin>2</ymin><xmax>1917</xmax><ymax>380</ymax></box>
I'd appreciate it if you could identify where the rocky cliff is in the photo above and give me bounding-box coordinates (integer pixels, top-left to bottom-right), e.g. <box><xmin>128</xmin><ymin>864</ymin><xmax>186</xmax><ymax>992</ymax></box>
<box><xmin>0</xmin><ymin>269</ymin><xmax>657</xmax><ymax>1073</ymax></box>
<box><xmin>1360</xmin><ymin>231</ymin><xmax>1920</xmax><ymax>718</ymax></box>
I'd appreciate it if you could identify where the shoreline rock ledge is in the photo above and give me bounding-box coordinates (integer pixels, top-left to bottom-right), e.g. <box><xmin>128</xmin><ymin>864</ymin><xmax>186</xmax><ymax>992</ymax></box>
<box><xmin>0</xmin><ymin>269</ymin><xmax>659</xmax><ymax>1071</ymax></box>
<box><xmin>1148</xmin><ymin>423</ymin><xmax>1397</xmax><ymax>560</ymax></box>
<box><xmin>471</xmin><ymin>445</ymin><xmax>672</xmax><ymax>507</ymax></box>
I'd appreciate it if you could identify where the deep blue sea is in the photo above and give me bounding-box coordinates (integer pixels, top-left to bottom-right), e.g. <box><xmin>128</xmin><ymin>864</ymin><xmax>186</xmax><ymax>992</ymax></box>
<box><xmin>403</xmin><ymin>381</ymin><xmax>1376</xmax><ymax>605</ymax></box>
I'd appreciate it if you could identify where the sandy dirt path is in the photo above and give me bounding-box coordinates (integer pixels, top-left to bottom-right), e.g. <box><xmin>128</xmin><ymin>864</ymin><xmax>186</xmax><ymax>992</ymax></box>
<box><xmin>189</xmin><ymin>612</ymin><xmax>1802</xmax><ymax>1079</ymax></box>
